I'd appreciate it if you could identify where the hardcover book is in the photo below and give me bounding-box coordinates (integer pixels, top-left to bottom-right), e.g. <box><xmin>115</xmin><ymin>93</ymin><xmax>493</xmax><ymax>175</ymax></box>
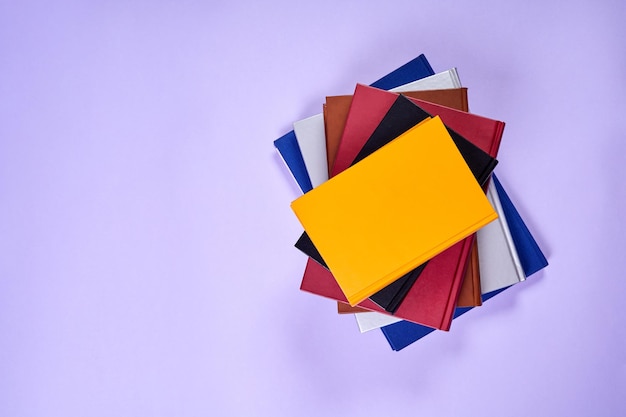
<box><xmin>331</xmin><ymin>70</ymin><xmax>462</xmax><ymax>176</ymax></box>
<box><xmin>409</xmin><ymin>98</ymin><xmax>505</xmax><ymax>158</ymax></box>
<box><xmin>390</xmin><ymin>68</ymin><xmax>461</xmax><ymax>92</ymax></box>
<box><xmin>300</xmin><ymin>85</ymin><xmax>507</xmax><ymax>328</ymax></box>
<box><xmin>492</xmin><ymin>175</ymin><xmax>548</xmax><ymax>276</ymax></box>
<box><xmin>355</xmin><ymin>312</ymin><xmax>402</xmax><ymax>333</ymax></box>
<box><xmin>337</xmin><ymin>303</ymin><xmax>368</xmax><ymax>314</ymax></box>
<box><xmin>291</xmin><ymin>117</ymin><xmax>498</xmax><ymax>307</ymax></box>
<box><xmin>293</xmin><ymin>114</ymin><xmax>328</xmax><ymax>188</ymax></box>
<box><xmin>273</xmin><ymin>131</ymin><xmax>312</xmax><ymax>193</ymax></box>
<box><xmin>323</xmin><ymin>88</ymin><xmax>469</xmax><ymax>174</ymax></box>
<box><xmin>297</xmin><ymin>95</ymin><xmax>497</xmax><ymax>312</ymax></box>
<box><xmin>456</xmin><ymin>243</ymin><xmax>483</xmax><ymax>307</ymax></box>
<box><xmin>300</xmin><ymin>236</ymin><xmax>476</xmax><ymax>330</ymax></box>
<box><xmin>370</xmin><ymin>54</ymin><xmax>434</xmax><ymax>90</ymax></box>
<box><xmin>477</xmin><ymin>180</ymin><xmax>525</xmax><ymax>294</ymax></box>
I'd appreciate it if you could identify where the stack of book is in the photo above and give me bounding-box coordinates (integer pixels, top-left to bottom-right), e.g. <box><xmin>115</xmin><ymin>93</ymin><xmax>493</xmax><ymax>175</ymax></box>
<box><xmin>274</xmin><ymin>54</ymin><xmax>548</xmax><ymax>351</ymax></box>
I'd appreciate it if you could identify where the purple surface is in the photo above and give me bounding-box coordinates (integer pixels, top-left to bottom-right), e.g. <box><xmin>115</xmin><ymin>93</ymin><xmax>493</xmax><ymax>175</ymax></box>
<box><xmin>1</xmin><ymin>1</ymin><xmax>625</xmax><ymax>416</ymax></box>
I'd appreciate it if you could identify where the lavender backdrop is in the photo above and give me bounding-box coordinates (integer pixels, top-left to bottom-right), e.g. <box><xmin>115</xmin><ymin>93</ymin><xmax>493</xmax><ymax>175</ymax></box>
<box><xmin>1</xmin><ymin>1</ymin><xmax>625</xmax><ymax>416</ymax></box>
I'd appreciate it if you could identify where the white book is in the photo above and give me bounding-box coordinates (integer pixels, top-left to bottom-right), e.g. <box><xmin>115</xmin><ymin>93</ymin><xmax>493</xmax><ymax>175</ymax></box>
<box><xmin>292</xmin><ymin>113</ymin><xmax>328</xmax><ymax>188</ymax></box>
<box><xmin>390</xmin><ymin>68</ymin><xmax>461</xmax><ymax>92</ymax></box>
<box><xmin>477</xmin><ymin>179</ymin><xmax>526</xmax><ymax>293</ymax></box>
<box><xmin>355</xmin><ymin>312</ymin><xmax>402</xmax><ymax>333</ymax></box>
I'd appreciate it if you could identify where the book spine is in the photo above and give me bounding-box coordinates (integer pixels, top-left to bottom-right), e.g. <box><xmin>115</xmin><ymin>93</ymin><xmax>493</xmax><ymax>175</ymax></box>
<box><xmin>478</xmin><ymin>159</ymin><xmax>499</xmax><ymax>186</ymax></box>
<box><xmin>274</xmin><ymin>135</ymin><xmax>313</xmax><ymax>193</ymax></box>
<box><xmin>418</xmin><ymin>54</ymin><xmax>434</xmax><ymax>76</ymax></box>
<box><xmin>489</xmin><ymin>183</ymin><xmax>525</xmax><ymax>283</ymax></box>
<box><xmin>440</xmin><ymin>236</ymin><xmax>474</xmax><ymax>331</ymax></box>
<box><xmin>449</xmin><ymin>67</ymin><xmax>462</xmax><ymax>88</ymax></box>
<box><xmin>461</xmin><ymin>88</ymin><xmax>469</xmax><ymax>112</ymax></box>
<box><xmin>490</xmin><ymin>121</ymin><xmax>506</xmax><ymax>157</ymax></box>
<box><xmin>471</xmin><ymin>244</ymin><xmax>483</xmax><ymax>306</ymax></box>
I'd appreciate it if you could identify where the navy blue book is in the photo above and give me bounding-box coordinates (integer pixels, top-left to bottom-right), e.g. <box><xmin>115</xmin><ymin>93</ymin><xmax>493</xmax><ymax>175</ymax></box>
<box><xmin>274</xmin><ymin>131</ymin><xmax>313</xmax><ymax>193</ymax></box>
<box><xmin>369</xmin><ymin>54</ymin><xmax>434</xmax><ymax>90</ymax></box>
<box><xmin>381</xmin><ymin>174</ymin><xmax>548</xmax><ymax>351</ymax></box>
<box><xmin>492</xmin><ymin>175</ymin><xmax>548</xmax><ymax>276</ymax></box>
<box><xmin>273</xmin><ymin>54</ymin><xmax>435</xmax><ymax>194</ymax></box>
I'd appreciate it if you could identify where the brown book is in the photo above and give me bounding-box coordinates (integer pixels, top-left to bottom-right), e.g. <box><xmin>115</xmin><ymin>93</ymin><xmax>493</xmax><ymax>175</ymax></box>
<box><xmin>337</xmin><ymin>302</ymin><xmax>369</xmax><ymax>314</ymax></box>
<box><xmin>322</xmin><ymin>87</ymin><xmax>482</xmax><ymax>310</ymax></box>
<box><xmin>457</xmin><ymin>240</ymin><xmax>482</xmax><ymax>307</ymax></box>
<box><xmin>402</xmin><ymin>89</ymin><xmax>469</xmax><ymax>112</ymax></box>
<box><xmin>324</xmin><ymin>96</ymin><xmax>353</xmax><ymax>176</ymax></box>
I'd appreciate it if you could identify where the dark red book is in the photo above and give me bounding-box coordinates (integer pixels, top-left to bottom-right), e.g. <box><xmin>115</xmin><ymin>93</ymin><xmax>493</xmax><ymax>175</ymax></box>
<box><xmin>300</xmin><ymin>84</ymin><xmax>506</xmax><ymax>330</ymax></box>
<box><xmin>409</xmin><ymin>97</ymin><xmax>505</xmax><ymax>158</ymax></box>
<box><xmin>301</xmin><ymin>238</ymin><xmax>474</xmax><ymax>331</ymax></box>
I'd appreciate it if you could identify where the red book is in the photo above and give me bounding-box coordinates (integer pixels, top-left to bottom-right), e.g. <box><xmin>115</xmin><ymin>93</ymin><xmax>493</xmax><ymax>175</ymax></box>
<box><xmin>301</xmin><ymin>84</ymin><xmax>505</xmax><ymax>330</ymax></box>
<box><xmin>409</xmin><ymin>97</ymin><xmax>504</xmax><ymax>158</ymax></box>
<box><xmin>330</xmin><ymin>86</ymin><xmax>397</xmax><ymax>177</ymax></box>
<box><xmin>301</xmin><ymin>238</ymin><xmax>473</xmax><ymax>331</ymax></box>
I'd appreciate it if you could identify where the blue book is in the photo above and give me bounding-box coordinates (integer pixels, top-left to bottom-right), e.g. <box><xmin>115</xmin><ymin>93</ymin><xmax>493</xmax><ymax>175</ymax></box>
<box><xmin>274</xmin><ymin>131</ymin><xmax>313</xmax><ymax>193</ymax></box>
<box><xmin>369</xmin><ymin>54</ymin><xmax>434</xmax><ymax>90</ymax></box>
<box><xmin>273</xmin><ymin>54</ymin><xmax>435</xmax><ymax>194</ymax></box>
<box><xmin>381</xmin><ymin>174</ymin><xmax>548</xmax><ymax>351</ymax></box>
<box><xmin>491</xmin><ymin>175</ymin><xmax>548</xmax><ymax>276</ymax></box>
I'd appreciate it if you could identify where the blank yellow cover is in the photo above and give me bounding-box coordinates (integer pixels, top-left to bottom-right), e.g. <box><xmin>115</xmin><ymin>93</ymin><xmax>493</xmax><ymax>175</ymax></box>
<box><xmin>290</xmin><ymin>116</ymin><xmax>498</xmax><ymax>306</ymax></box>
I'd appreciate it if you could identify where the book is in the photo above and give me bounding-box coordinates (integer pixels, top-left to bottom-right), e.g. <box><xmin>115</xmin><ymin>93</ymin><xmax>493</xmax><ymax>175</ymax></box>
<box><xmin>291</xmin><ymin>117</ymin><xmax>498</xmax><ymax>307</ymax></box>
<box><xmin>300</xmin><ymin>84</ymin><xmax>507</xmax><ymax>328</ymax></box>
<box><xmin>370</xmin><ymin>54</ymin><xmax>434</xmax><ymax>90</ymax></box>
<box><xmin>331</xmin><ymin>70</ymin><xmax>462</xmax><ymax>176</ymax></box>
<box><xmin>380</xmin><ymin>174</ymin><xmax>548</xmax><ymax>350</ymax></box>
<box><xmin>297</xmin><ymin>95</ymin><xmax>498</xmax><ymax>312</ymax></box>
<box><xmin>456</xmin><ymin>243</ymin><xmax>483</xmax><ymax>307</ymax></box>
<box><xmin>333</xmin><ymin>84</ymin><xmax>505</xmax><ymax>175</ymax></box>
<box><xmin>293</xmin><ymin>114</ymin><xmax>328</xmax><ymax>188</ymax></box>
<box><xmin>301</xmin><ymin>235</ymin><xmax>476</xmax><ymax>330</ymax></box>
<box><xmin>477</xmin><ymin>180</ymin><xmax>525</xmax><ymax>293</ymax></box>
<box><xmin>273</xmin><ymin>131</ymin><xmax>313</xmax><ymax>193</ymax></box>
<box><xmin>337</xmin><ymin>303</ymin><xmax>368</xmax><ymax>314</ymax></box>
<box><xmin>389</xmin><ymin>68</ymin><xmax>461</xmax><ymax>92</ymax></box>
<box><xmin>492</xmin><ymin>175</ymin><xmax>548</xmax><ymax>276</ymax></box>
<box><xmin>273</xmin><ymin>53</ymin><xmax>435</xmax><ymax>194</ymax></box>
<box><xmin>355</xmin><ymin>312</ymin><xmax>402</xmax><ymax>333</ymax></box>
<box><xmin>324</xmin><ymin>88</ymin><xmax>469</xmax><ymax>177</ymax></box>
<box><xmin>352</xmin><ymin>95</ymin><xmax>497</xmax><ymax>185</ymax></box>
<box><xmin>323</xmin><ymin>96</ymin><xmax>353</xmax><ymax>177</ymax></box>
<box><xmin>409</xmin><ymin>98</ymin><xmax>505</xmax><ymax>157</ymax></box>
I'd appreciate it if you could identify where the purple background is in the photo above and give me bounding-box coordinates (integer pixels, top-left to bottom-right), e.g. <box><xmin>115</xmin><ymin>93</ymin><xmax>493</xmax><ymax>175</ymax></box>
<box><xmin>1</xmin><ymin>1</ymin><xmax>625</xmax><ymax>415</ymax></box>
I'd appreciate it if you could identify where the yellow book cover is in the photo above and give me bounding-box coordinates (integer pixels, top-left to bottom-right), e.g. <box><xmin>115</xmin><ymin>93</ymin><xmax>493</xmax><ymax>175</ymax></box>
<box><xmin>290</xmin><ymin>116</ymin><xmax>497</xmax><ymax>306</ymax></box>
